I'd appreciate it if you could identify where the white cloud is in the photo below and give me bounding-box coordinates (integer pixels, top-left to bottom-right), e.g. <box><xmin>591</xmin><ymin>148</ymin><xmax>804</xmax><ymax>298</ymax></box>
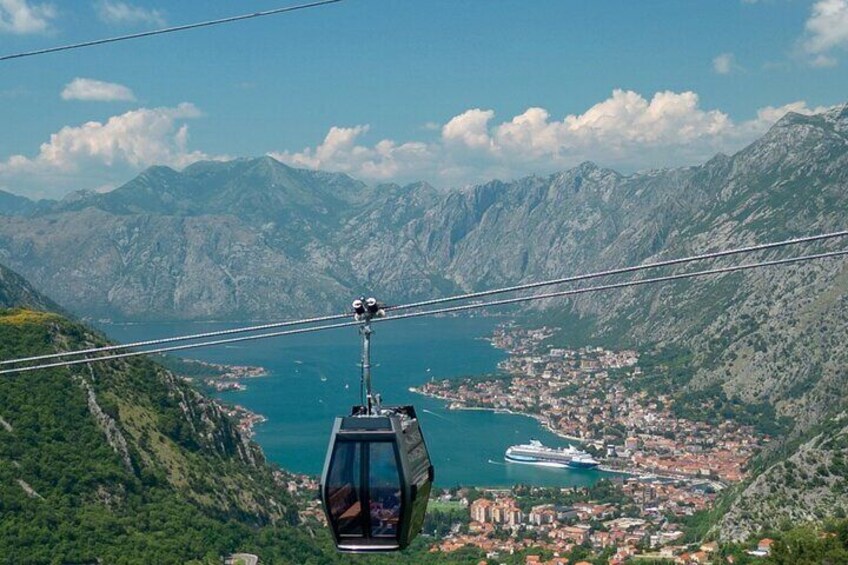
<box><xmin>269</xmin><ymin>125</ymin><xmax>436</xmax><ymax>182</ymax></box>
<box><xmin>746</xmin><ymin>101</ymin><xmax>829</xmax><ymax>127</ymax></box>
<box><xmin>0</xmin><ymin>0</ymin><xmax>55</xmax><ymax>34</ymax></box>
<box><xmin>95</xmin><ymin>0</ymin><xmax>164</xmax><ymax>26</ymax></box>
<box><xmin>0</xmin><ymin>103</ymin><xmax>213</xmax><ymax>199</ymax></box>
<box><xmin>61</xmin><ymin>78</ymin><xmax>136</xmax><ymax>102</ymax></box>
<box><xmin>442</xmin><ymin>109</ymin><xmax>495</xmax><ymax>149</ymax></box>
<box><xmin>712</xmin><ymin>53</ymin><xmax>736</xmax><ymax>74</ymax></box>
<box><xmin>270</xmin><ymin>90</ymin><xmax>831</xmax><ymax>188</ymax></box>
<box><xmin>802</xmin><ymin>0</ymin><xmax>848</xmax><ymax>66</ymax></box>
<box><xmin>2</xmin><ymin>91</ymin><xmax>831</xmax><ymax>200</ymax></box>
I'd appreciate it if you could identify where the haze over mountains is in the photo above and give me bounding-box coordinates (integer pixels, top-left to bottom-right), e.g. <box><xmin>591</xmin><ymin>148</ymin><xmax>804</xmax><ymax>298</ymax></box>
<box><xmin>1</xmin><ymin>104</ymin><xmax>847</xmax><ymax>541</ymax></box>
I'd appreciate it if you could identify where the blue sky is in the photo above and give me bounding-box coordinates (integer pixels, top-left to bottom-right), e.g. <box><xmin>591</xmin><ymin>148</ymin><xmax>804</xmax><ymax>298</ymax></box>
<box><xmin>1</xmin><ymin>0</ymin><xmax>847</xmax><ymax>199</ymax></box>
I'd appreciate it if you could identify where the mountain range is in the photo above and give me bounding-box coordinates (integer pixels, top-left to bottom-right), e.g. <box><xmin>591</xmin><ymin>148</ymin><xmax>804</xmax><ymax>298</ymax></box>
<box><xmin>1</xmin><ymin>103</ymin><xmax>848</xmax><ymax>542</ymax></box>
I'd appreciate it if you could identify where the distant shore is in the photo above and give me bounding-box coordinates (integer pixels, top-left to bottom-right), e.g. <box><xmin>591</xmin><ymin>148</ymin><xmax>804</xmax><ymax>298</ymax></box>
<box><xmin>412</xmin><ymin>388</ymin><xmax>712</xmax><ymax>482</ymax></box>
<box><xmin>412</xmin><ymin>386</ymin><xmax>587</xmax><ymax>443</ymax></box>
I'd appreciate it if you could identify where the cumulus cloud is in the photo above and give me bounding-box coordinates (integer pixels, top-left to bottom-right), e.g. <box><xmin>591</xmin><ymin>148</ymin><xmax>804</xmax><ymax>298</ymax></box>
<box><xmin>712</xmin><ymin>53</ymin><xmax>738</xmax><ymax>74</ymax></box>
<box><xmin>0</xmin><ymin>103</ymin><xmax>213</xmax><ymax>199</ymax></box>
<box><xmin>61</xmin><ymin>78</ymin><xmax>136</xmax><ymax>102</ymax></box>
<box><xmin>442</xmin><ymin>109</ymin><xmax>495</xmax><ymax>149</ymax></box>
<box><xmin>270</xmin><ymin>90</ymin><xmax>831</xmax><ymax>188</ymax></box>
<box><xmin>269</xmin><ymin>125</ymin><xmax>436</xmax><ymax>182</ymax></box>
<box><xmin>95</xmin><ymin>0</ymin><xmax>165</xmax><ymax>26</ymax></box>
<box><xmin>747</xmin><ymin>101</ymin><xmax>829</xmax><ymax>127</ymax></box>
<box><xmin>0</xmin><ymin>0</ymin><xmax>55</xmax><ymax>34</ymax></box>
<box><xmin>801</xmin><ymin>0</ymin><xmax>848</xmax><ymax>66</ymax></box>
<box><xmin>2</xmin><ymin>90</ymin><xmax>831</xmax><ymax>200</ymax></box>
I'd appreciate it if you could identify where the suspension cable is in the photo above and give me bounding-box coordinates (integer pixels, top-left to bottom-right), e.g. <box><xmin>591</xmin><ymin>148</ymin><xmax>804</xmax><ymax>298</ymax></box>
<box><xmin>0</xmin><ymin>0</ymin><xmax>344</xmax><ymax>62</ymax></box>
<box><xmin>0</xmin><ymin>318</ymin><xmax>363</xmax><ymax>375</ymax></box>
<box><xmin>4</xmin><ymin>230</ymin><xmax>846</xmax><ymax>366</ymax></box>
<box><xmin>383</xmin><ymin>229</ymin><xmax>848</xmax><ymax>313</ymax></box>
<box><xmin>0</xmin><ymin>311</ymin><xmax>351</xmax><ymax>366</ymax></box>
<box><xmin>2</xmin><ymin>248</ymin><xmax>845</xmax><ymax>375</ymax></box>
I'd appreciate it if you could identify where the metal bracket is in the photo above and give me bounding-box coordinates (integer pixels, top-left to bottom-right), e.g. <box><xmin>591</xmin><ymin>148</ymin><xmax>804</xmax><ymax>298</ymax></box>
<box><xmin>352</xmin><ymin>297</ymin><xmax>385</xmax><ymax>415</ymax></box>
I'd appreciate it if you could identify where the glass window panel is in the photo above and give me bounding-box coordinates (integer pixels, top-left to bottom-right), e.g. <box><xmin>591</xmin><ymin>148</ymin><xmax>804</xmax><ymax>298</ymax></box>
<box><xmin>327</xmin><ymin>441</ymin><xmax>363</xmax><ymax>537</ymax></box>
<box><xmin>369</xmin><ymin>442</ymin><xmax>402</xmax><ymax>538</ymax></box>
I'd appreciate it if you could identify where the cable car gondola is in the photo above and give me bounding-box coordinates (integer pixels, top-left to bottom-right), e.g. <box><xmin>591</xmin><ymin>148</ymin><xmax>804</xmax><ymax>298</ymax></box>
<box><xmin>320</xmin><ymin>298</ymin><xmax>434</xmax><ymax>553</ymax></box>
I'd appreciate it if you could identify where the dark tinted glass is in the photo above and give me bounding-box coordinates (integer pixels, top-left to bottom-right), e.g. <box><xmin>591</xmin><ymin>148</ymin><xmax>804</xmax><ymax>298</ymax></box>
<box><xmin>368</xmin><ymin>442</ymin><xmax>402</xmax><ymax>538</ymax></box>
<box><xmin>327</xmin><ymin>441</ymin><xmax>363</xmax><ymax>537</ymax></box>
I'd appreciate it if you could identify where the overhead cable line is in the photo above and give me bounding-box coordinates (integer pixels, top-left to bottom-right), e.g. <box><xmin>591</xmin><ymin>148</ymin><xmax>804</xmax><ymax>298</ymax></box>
<box><xmin>4</xmin><ymin>230</ymin><xmax>847</xmax><ymax>366</ymax></box>
<box><xmin>2</xmin><ymin>248</ymin><xmax>846</xmax><ymax>376</ymax></box>
<box><xmin>383</xmin><ymin>229</ymin><xmax>848</xmax><ymax>312</ymax></box>
<box><xmin>0</xmin><ymin>0</ymin><xmax>344</xmax><ymax>62</ymax></box>
<box><xmin>0</xmin><ymin>311</ymin><xmax>351</xmax><ymax>366</ymax></box>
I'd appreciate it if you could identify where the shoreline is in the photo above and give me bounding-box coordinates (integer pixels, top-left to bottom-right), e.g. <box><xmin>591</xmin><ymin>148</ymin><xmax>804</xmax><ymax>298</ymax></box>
<box><xmin>412</xmin><ymin>387</ymin><xmax>696</xmax><ymax>482</ymax></box>
<box><xmin>412</xmin><ymin>387</ymin><xmax>587</xmax><ymax>444</ymax></box>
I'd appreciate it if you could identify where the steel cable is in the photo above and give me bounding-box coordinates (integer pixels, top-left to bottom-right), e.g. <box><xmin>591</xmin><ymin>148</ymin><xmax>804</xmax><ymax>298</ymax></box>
<box><xmin>2</xmin><ymin>248</ymin><xmax>845</xmax><ymax>375</ymax></box>
<box><xmin>5</xmin><ymin>230</ymin><xmax>846</xmax><ymax>366</ymax></box>
<box><xmin>0</xmin><ymin>0</ymin><xmax>344</xmax><ymax>62</ymax></box>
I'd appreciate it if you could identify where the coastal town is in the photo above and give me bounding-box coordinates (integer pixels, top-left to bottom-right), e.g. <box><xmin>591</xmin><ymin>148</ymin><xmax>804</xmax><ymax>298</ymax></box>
<box><xmin>203</xmin><ymin>362</ymin><xmax>268</xmax><ymax>393</ymax></box>
<box><xmin>430</xmin><ymin>482</ymin><xmax>706</xmax><ymax>564</ymax></box>
<box><xmin>215</xmin><ymin>401</ymin><xmax>268</xmax><ymax>439</ymax></box>
<box><xmin>420</xmin><ymin>482</ymin><xmax>776</xmax><ymax>564</ymax></box>
<box><xmin>166</xmin><ymin>356</ymin><xmax>268</xmax><ymax>392</ymax></box>
<box><xmin>386</xmin><ymin>322</ymin><xmax>774</xmax><ymax>563</ymax></box>
<box><xmin>173</xmin><ymin>358</ymin><xmax>271</xmax><ymax>437</ymax></box>
<box><xmin>413</xmin><ymin>324</ymin><xmax>765</xmax><ymax>483</ymax></box>
<box><xmin>200</xmin><ymin>324</ymin><xmax>775</xmax><ymax>563</ymax></box>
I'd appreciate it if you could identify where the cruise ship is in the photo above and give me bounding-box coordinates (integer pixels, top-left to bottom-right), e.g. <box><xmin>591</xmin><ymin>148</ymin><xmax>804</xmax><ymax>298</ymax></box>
<box><xmin>505</xmin><ymin>440</ymin><xmax>600</xmax><ymax>469</ymax></box>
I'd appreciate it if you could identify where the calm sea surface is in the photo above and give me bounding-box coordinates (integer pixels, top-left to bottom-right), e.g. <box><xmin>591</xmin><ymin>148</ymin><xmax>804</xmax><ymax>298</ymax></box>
<box><xmin>98</xmin><ymin>316</ymin><xmax>611</xmax><ymax>488</ymax></box>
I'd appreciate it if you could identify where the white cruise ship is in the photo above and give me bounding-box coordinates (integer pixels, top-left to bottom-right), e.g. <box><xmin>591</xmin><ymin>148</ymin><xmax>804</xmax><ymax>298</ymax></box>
<box><xmin>505</xmin><ymin>439</ymin><xmax>600</xmax><ymax>469</ymax></box>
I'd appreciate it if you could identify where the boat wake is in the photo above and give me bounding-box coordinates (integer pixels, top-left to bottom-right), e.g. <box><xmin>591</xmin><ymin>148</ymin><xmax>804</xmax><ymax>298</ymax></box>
<box><xmin>487</xmin><ymin>459</ymin><xmax>507</xmax><ymax>466</ymax></box>
<box><xmin>422</xmin><ymin>409</ymin><xmax>451</xmax><ymax>421</ymax></box>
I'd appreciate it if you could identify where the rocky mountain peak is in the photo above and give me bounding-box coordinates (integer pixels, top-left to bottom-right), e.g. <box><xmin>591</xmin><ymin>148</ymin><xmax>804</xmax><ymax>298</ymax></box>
<box><xmin>574</xmin><ymin>160</ymin><xmax>600</xmax><ymax>174</ymax></box>
<box><xmin>0</xmin><ymin>189</ymin><xmax>39</xmax><ymax>217</ymax></box>
<box><xmin>0</xmin><ymin>263</ymin><xmax>61</xmax><ymax>312</ymax></box>
<box><xmin>824</xmin><ymin>102</ymin><xmax>848</xmax><ymax>122</ymax></box>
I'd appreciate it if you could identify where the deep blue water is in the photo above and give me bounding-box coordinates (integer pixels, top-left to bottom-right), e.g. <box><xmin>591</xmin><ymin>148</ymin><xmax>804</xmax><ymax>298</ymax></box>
<box><xmin>98</xmin><ymin>316</ymin><xmax>610</xmax><ymax>488</ymax></box>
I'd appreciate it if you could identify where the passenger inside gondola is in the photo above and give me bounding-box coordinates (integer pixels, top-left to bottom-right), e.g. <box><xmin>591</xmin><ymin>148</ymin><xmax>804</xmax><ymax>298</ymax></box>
<box><xmin>369</xmin><ymin>442</ymin><xmax>401</xmax><ymax>537</ymax></box>
<box><xmin>327</xmin><ymin>442</ymin><xmax>363</xmax><ymax>535</ymax></box>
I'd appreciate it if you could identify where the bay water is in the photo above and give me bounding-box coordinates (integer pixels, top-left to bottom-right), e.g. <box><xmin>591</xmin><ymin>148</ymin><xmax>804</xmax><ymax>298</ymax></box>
<box><xmin>98</xmin><ymin>316</ymin><xmax>609</xmax><ymax>488</ymax></box>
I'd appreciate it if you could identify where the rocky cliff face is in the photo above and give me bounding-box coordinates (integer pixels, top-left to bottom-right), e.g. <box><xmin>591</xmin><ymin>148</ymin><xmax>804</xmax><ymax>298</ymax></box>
<box><xmin>717</xmin><ymin>414</ymin><xmax>848</xmax><ymax>542</ymax></box>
